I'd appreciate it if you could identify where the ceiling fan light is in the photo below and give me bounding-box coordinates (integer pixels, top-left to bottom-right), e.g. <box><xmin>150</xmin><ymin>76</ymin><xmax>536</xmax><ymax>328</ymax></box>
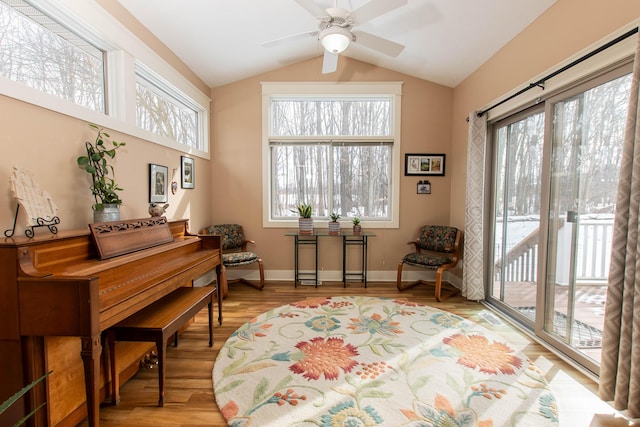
<box><xmin>320</xmin><ymin>27</ymin><xmax>351</xmax><ymax>54</ymax></box>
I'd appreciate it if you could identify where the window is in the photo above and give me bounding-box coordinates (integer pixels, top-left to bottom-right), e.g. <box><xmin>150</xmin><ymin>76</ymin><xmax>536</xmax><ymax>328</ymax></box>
<box><xmin>0</xmin><ymin>0</ymin><xmax>105</xmax><ymax>112</ymax></box>
<box><xmin>136</xmin><ymin>66</ymin><xmax>203</xmax><ymax>150</ymax></box>
<box><xmin>270</xmin><ymin>141</ymin><xmax>392</xmax><ymax>219</ymax></box>
<box><xmin>262</xmin><ymin>82</ymin><xmax>402</xmax><ymax>227</ymax></box>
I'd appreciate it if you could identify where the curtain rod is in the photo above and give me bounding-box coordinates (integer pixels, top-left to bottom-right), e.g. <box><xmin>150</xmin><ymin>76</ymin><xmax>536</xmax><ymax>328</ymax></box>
<box><xmin>476</xmin><ymin>26</ymin><xmax>639</xmax><ymax>118</ymax></box>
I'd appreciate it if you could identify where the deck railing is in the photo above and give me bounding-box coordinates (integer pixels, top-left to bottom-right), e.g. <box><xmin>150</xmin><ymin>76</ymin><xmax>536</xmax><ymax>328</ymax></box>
<box><xmin>574</xmin><ymin>219</ymin><xmax>613</xmax><ymax>281</ymax></box>
<box><xmin>494</xmin><ymin>228</ymin><xmax>539</xmax><ymax>282</ymax></box>
<box><xmin>495</xmin><ymin>219</ymin><xmax>614</xmax><ymax>283</ymax></box>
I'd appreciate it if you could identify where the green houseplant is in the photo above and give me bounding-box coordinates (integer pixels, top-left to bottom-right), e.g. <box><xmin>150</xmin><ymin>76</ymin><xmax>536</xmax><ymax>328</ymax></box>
<box><xmin>0</xmin><ymin>371</ymin><xmax>50</xmax><ymax>426</ymax></box>
<box><xmin>292</xmin><ymin>203</ymin><xmax>312</xmax><ymax>218</ymax></box>
<box><xmin>328</xmin><ymin>212</ymin><xmax>341</xmax><ymax>234</ymax></box>
<box><xmin>292</xmin><ymin>203</ymin><xmax>313</xmax><ymax>234</ymax></box>
<box><xmin>77</xmin><ymin>124</ymin><xmax>126</xmax><ymax>222</ymax></box>
<box><xmin>352</xmin><ymin>217</ymin><xmax>361</xmax><ymax>234</ymax></box>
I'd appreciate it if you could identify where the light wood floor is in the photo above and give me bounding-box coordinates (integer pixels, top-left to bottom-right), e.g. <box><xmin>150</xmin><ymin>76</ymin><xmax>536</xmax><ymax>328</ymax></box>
<box><xmin>81</xmin><ymin>281</ymin><xmax>628</xmax><ymax>427</ymax></box>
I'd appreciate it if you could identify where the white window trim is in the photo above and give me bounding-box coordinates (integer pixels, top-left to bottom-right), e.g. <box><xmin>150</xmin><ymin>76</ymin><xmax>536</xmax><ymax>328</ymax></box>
<box><xmin>261</xmin><ymin>81</ymin><xmax>403</xmax><ymax>229</ymax></box>
<box><xmin>0</xmin><ymin>0</ymin><xmax>211</xmax><ymax>159</ymax></box>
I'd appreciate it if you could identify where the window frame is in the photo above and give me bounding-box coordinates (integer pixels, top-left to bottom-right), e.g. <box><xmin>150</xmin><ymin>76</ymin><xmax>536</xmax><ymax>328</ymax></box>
<box><xmin>0</xmin><ymin>0</ymin><xmax>210</xmax><ymax>158</ymax></box>
<box><xmin>261</xmin><ymin>81</ymin><xmax>403</xmax><ymax>229</ymax></box>
<box><xmin>135</xmin><ymin>62</ymin><xmax>206</xmax><ymax>151</ymax></box>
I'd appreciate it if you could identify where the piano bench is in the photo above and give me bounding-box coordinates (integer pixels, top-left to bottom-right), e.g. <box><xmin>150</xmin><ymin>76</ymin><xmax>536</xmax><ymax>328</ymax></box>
<box><xmin>106</xmin><ymin>286</ymin><xmax>216</xmax><ymax>407</ymax></box>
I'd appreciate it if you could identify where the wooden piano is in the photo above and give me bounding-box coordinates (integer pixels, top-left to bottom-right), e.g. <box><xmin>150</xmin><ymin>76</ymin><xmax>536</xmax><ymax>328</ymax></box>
<box><xmin>0</xmin><ymin>217</ymin><xmax>224</xmax><ymax>427</ymax></box>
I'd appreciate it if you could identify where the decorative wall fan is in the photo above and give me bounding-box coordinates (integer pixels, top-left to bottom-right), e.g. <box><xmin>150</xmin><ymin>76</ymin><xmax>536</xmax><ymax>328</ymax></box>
<box><xmin>262</xmin><ymin>0</ymin><xmax>407</xmax><ymax>74</ymax></box>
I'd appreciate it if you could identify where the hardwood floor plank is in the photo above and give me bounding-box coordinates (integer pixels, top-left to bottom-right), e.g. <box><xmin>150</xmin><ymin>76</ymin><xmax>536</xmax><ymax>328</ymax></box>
<box><xmin>79</xmin><ymin>281</ymin><xmax>624</xmax><ymax>427</ymax></box>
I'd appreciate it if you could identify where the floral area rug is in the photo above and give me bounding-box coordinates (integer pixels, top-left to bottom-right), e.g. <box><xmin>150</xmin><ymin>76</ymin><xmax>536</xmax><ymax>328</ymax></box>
<box><xmin>213</xmin><ymin>296</ymin><xmax>558</xmax><ymax>426</ymax></box>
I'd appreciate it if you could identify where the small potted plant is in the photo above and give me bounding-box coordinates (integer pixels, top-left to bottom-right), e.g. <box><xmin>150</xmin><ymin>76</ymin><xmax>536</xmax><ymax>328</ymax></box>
<box><xmin>352</xmin><ymin>217</ymin><xmax>361</xmax><ymax>234</ymax></box>
<box><xmin>77</xmin><ymin>123</ymin><xmax>126</xmax><ymax>223</ymax></box>
<box><xmin>291</xmin><ymin>203</ymin><xmax>313</xmax><ymax>234</ymax></box>
<box><xmin>328</xmin><ymin>212</ymin><xmax>341</xmax><ymax>234</ymax></box>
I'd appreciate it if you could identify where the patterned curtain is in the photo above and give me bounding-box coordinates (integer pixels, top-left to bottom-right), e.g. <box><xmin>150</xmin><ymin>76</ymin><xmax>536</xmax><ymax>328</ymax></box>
<box><xmin>599</xmin><ymin>32</ymin><xmax>640</xmax><ymax>418</ymax></box>
<box><xmin>462</xmin><ymin>112</ymin><xmax>487</xmax><ymax>300</ymax></box>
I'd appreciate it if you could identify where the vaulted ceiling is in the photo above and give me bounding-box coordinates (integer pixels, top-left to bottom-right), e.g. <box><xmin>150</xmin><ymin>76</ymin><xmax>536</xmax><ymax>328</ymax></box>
<box><xmin>117</xmin><ymin>0</ymin><xmax>556</xmax><ymax>88</ymax></box>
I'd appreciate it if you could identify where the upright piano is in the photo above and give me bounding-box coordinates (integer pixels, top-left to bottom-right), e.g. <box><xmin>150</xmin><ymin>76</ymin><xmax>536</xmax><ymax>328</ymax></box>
<box><xmin>0</xmin><ymin>217</ymin><xmax>224</xmax><ymax>427</ymax></box>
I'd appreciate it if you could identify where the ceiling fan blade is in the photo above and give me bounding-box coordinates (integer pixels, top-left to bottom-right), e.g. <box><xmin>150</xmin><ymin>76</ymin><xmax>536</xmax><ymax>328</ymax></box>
<box><xmin>352</xmin><ymin>30</ymin><xmax>405</xmax><ymax>57</ymax></box>
<box><xmin>322</xmin><ymin>50</ymin><xmax>338</xmax><ymax>74</ymax></box>
<box><xmin>262</xmin><ymin>30</ymin><xmax>319</xmax><ymax>48</ymax></box>
<box><xmin>350</xmin><ymin>0</ymin><xmax>407</xmax><ymax>24</ymax></box>
<box><xmin>294</xmin><ymin>0</ymin><xmax>326</xmax><ymax>18</ymax></box>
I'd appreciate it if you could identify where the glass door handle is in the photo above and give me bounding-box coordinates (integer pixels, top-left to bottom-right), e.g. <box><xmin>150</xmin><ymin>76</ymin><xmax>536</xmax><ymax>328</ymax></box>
<box><xmin>566</xmin><ymin>210</ymin><xmax>578</xmax><ymax>223</ymax></box>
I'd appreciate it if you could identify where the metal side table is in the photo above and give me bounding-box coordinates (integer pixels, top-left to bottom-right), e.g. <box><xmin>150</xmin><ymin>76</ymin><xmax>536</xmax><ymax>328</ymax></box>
<box><xmin>286</xmin><ymin>230</ymin><xmax>375</xmax><ymax>287</ymax></box>
<box><xmin>341</xmin><ymin>230</ymin><xmax>375</xmax><ymax>287</ymax></box>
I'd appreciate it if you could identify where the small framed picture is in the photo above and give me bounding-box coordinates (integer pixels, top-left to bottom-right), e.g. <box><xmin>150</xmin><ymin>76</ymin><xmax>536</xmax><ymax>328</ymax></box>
<box><xmin>181</xmin><ymin>156</ymin><xmax>194</xmax><ymax>189</ymax></box>
<box><xmin>149</xmin><ymin>164</ymin><xmax>168</xmax><ymax>203</ymax></box>
<box><xmin>404</xmin><ymin>153</ymin><xmax>446</xmax><ymax>176</ymax></box>
<box><xmin>417</xmin><ymin>180</ymin><xmax>431</xmax><ymax>194</ymax></box>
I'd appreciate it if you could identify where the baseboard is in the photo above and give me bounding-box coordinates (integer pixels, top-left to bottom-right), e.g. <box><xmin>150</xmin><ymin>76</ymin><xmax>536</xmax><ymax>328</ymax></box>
<box><xmin>220</xmin><ymin>269</ymin><xmax>461</xmax><ymax>288</ymax></box>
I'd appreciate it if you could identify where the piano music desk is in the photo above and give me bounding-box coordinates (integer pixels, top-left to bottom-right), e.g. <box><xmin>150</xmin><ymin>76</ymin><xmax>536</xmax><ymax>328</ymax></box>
<box><xmin>107</xmin><ymin>285</ymin><xmax>217</xmax><ymax>407</ymax></box>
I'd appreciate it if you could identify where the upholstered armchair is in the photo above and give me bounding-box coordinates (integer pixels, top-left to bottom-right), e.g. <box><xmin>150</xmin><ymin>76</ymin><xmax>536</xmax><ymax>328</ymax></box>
<box><xmin>396</xmin><ymin>225</ymin><xmax>462</xmax><ymax>301</ymax></box>
<box><xmin>201</xmin><ymin>224</ymin><xmax>264</xmax><ymax>296</ymax></box>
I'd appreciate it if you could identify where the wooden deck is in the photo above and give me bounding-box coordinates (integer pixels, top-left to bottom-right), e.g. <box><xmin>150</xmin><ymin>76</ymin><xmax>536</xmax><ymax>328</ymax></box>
<box><xmin>491</xmin><ymin>281</ymin><xmax>607</xmax><ymax>362</ymax></box>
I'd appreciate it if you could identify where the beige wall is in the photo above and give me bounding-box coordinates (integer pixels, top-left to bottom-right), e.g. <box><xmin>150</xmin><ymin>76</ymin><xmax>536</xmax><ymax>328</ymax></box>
<box><xmin>450</xmin><ymin>0</ymin><xmax>640</xmax><ymax>228</ymax></box>
<box><xmin>210</xmin><ymin>56</ymin><xmax>453</xmax><ymax>277</ymax></box>
<box><xmin>0</xmin><ymin>100</ymin><xmax>212</xmax><ymax>233</ymax></box>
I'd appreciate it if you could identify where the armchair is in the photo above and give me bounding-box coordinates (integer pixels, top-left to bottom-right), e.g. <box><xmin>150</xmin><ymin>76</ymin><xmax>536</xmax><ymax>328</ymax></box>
<box><xmin>201</xmin><ymin>224</ymin><xmax>264</xmax><ymax>296</ymax></box>
<box><xmin>396</xmin><ymin>225</ymin><xmax>462</xmax><ymax>301</ymax></box>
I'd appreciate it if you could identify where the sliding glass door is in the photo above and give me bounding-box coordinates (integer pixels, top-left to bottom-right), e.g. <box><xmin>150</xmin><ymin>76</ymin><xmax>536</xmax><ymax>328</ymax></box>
<box><xmin>544</xmin><ymin>71</ymin><xmax>631</xmax><ymax>368</ymax></box>
<box><xmin>488</xmin><ymin>65</ymin><xmax>632</xmax><ymax>374</ymax></box>
<box><xmin>490</xmin><ymin>108</ymin><xmax>544</xmax><ymax>325</ymax></box>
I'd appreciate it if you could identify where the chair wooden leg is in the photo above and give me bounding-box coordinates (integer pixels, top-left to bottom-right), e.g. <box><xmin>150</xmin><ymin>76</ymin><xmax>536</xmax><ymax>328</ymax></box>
<box><xmin>258</xmin><ymin>258</ymin><xmax>265</xmax><ymax>289</ymax></box>
<box><xmin>397</xmin><ymin>261</ymin><xmax>420</xmax><ymax>291</ymax></box>
<box><xmin>227</xmin><ymin>260</ymin><xmax>265</xmax><ymax>290</ymax></box>
<box><xmin>219</xmin><ymin>265</ymin><xmax>228</xmax><ymax>299</ymax></box>
<box><xmin>230</xmin><ymin>278</ymin><xmax>263</xmax><ymax>290</ymax></box>
<box><xmin>396</xmin><ymin>261</ymin><xmax>404</xmax><ymax>290</ymax></box>
<box><xmin>433</xmin><ymin>266</ymin><xmax>460</xmax><ymax>302</ymax></box>
<box><xmin>398</xmin><ymin>262</ymin><xmax>458</xmax><ymax>301</ymax></box>
<box><xmin>434</xmin><ymin>268</ymin><xmax>443</xmax><ymax>302</ymax></box>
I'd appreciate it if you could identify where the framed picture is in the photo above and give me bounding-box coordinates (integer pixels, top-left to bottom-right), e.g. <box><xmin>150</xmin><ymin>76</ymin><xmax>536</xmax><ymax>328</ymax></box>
<box><xmin>181</xmin><ymin>156</ymin><xmax>195</xmax><ymax>189</ymax></box>
<box><xmin>404</xmin><ymin>153</ymin><xmax>446</xmax><ymax>176</ymax></box>
<box><xmin>417</xmin><ymin>180</ymin><xmax>431</xmax><ymax>194</ymax></box>
<box><xmin>149</xmin><ymin>163</ymin><xmax>168</xmax><ymax>203</ymax></box>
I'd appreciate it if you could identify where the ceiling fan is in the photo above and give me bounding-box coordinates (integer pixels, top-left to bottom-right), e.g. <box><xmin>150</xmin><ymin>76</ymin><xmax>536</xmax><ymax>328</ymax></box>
<box><xmin>262</xmin><ymin>0</ymin><xmax>407</xmax><ymax>74</ymax></box>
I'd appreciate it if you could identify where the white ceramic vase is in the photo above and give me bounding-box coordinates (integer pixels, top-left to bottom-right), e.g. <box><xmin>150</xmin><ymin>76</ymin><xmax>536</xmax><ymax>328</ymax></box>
<box><xmin>328</xmin><ymin>221</ymin><xmax>340</xmax><ymax>234</ymax></box>
<box><xmin>298</xmin><ymin>217</ymin><xmax>313</xmax><ymax>234</ymax></box>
